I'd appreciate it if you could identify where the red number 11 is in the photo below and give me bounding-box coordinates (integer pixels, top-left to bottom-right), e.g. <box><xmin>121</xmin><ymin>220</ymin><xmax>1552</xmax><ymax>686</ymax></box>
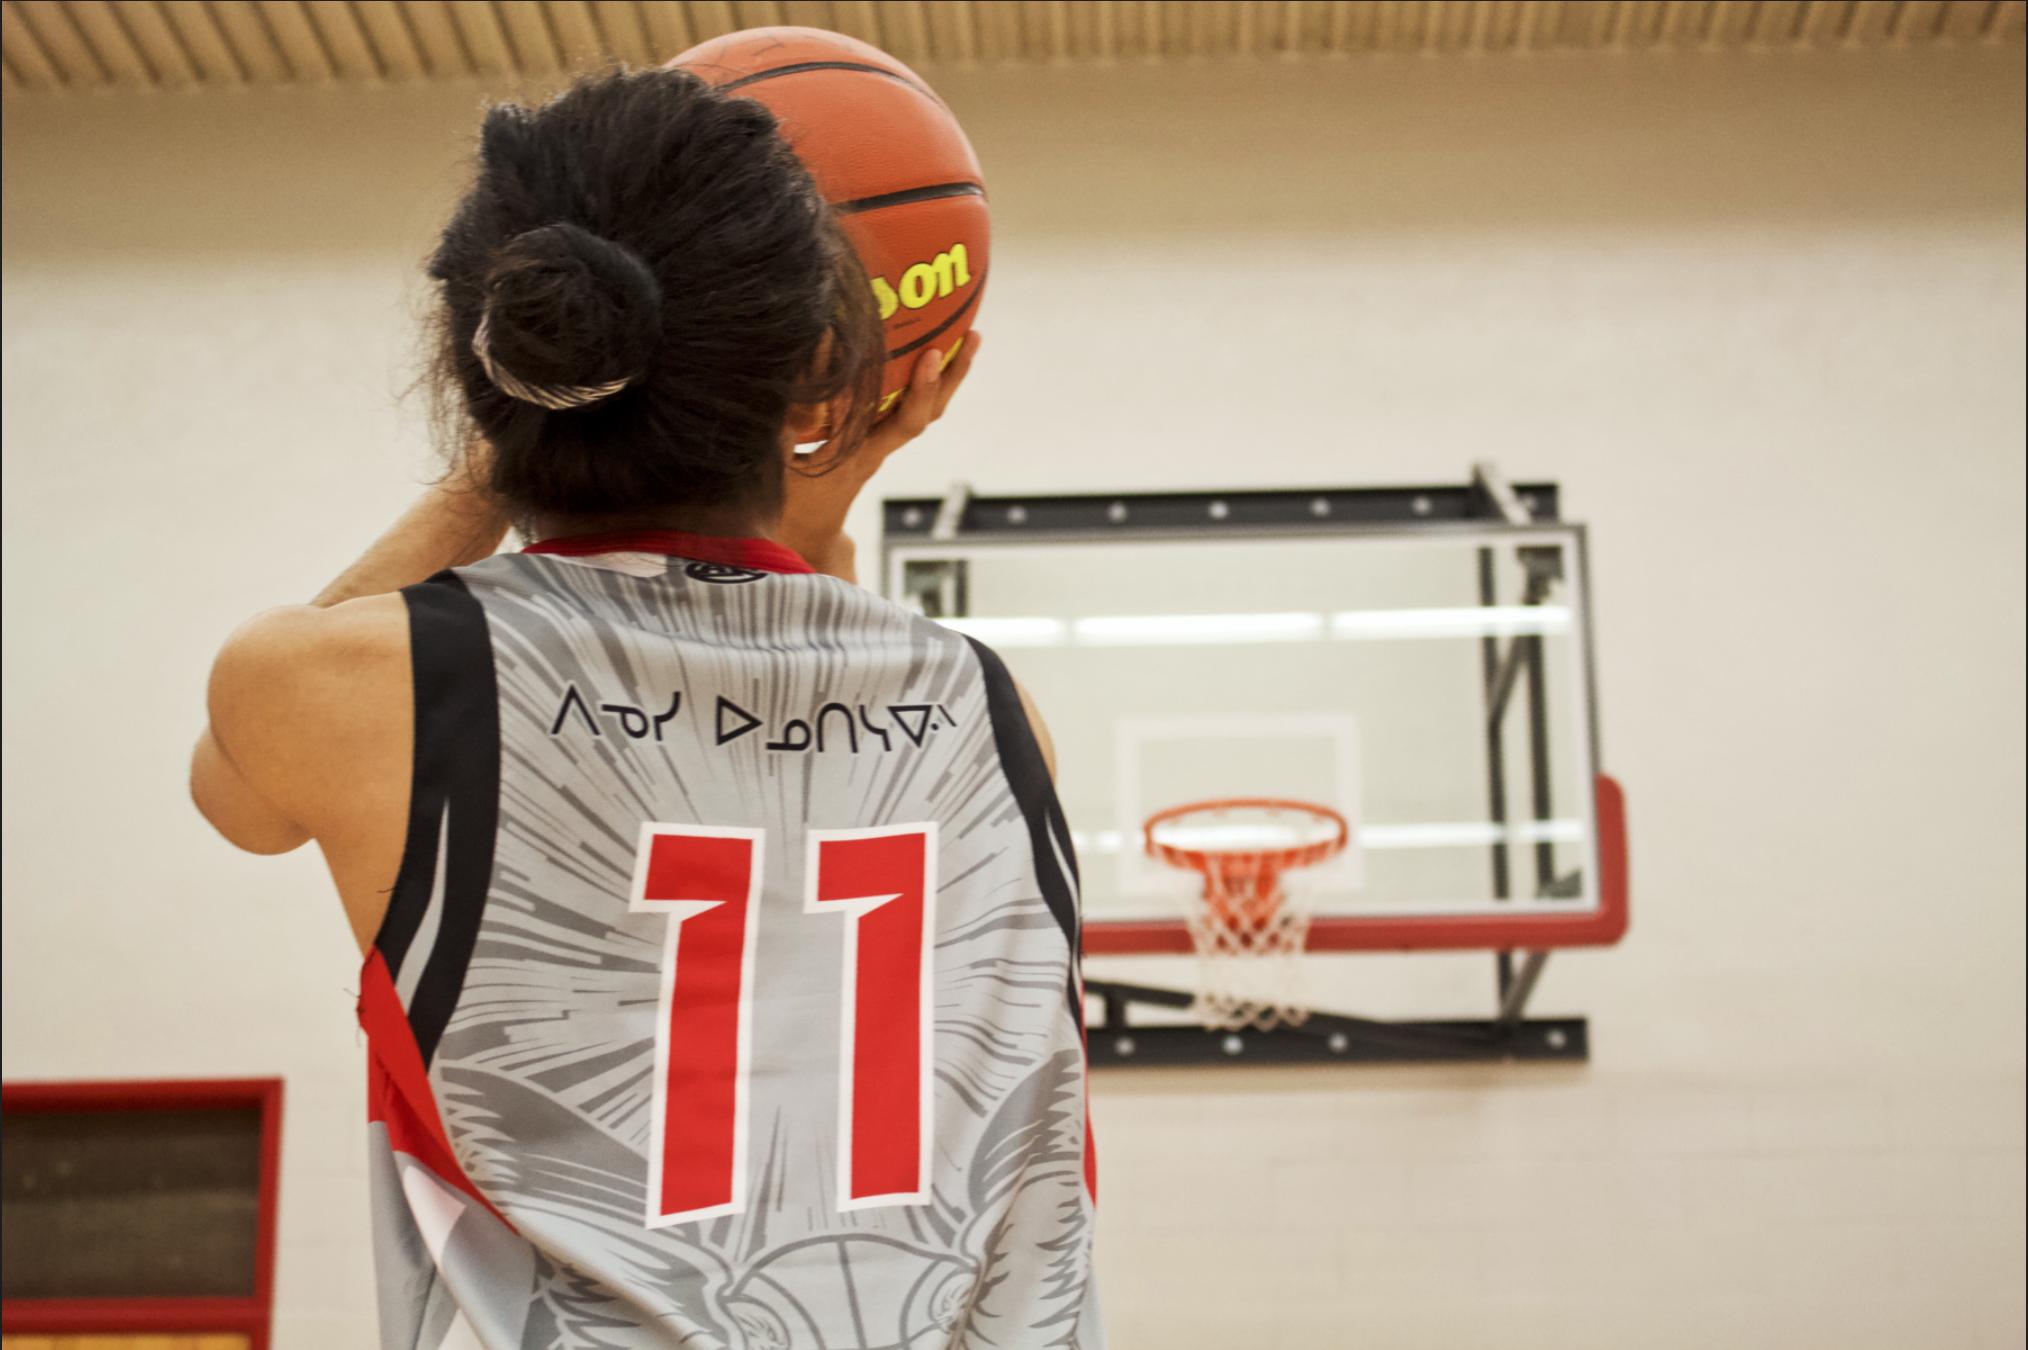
<box><xmin>629</xmin><ymin>821</ymin><xmax>936</xmax><ymax>1228</ymax></box>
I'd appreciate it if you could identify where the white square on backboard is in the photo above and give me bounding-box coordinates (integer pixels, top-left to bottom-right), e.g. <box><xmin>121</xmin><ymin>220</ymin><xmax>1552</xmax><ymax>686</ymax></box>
<box><xmin>1115</xmin><ymin>715</ymin><xmax>1363</xmax><ymax>898</ymax></box>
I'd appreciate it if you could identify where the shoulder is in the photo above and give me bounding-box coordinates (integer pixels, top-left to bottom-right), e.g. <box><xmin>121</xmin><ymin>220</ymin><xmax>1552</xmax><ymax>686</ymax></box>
<box><xmin>208</xmin><ymin>593</ymin><xmax>413</xmax><ymax>749</ymax></box>
<box><xmin>212</xmin><ymin>593</ymin><xmax>411</xmax><ymax>693</ymax></box>
<box><xmin>201</xmin><ymin>590</ymin><xmax>417</xmax><ymax>855</ymax></box>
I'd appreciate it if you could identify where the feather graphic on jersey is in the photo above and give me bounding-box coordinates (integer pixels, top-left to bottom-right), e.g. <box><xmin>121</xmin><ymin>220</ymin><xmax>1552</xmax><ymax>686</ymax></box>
<box><xmin>952</xmin><ymin>1051</ymin><xmax>1091</xmax><ymax>1347</ymax></box>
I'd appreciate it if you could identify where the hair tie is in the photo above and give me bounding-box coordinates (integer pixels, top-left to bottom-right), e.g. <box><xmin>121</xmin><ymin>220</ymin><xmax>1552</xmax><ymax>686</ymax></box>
<box><xmin>472</xmin><ymin>311</ymin><xmax>635</xmax><ymax>412</ymax></box>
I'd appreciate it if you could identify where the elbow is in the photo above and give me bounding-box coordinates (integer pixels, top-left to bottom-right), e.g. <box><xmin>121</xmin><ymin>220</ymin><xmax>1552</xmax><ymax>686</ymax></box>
<box><xmin>189</xmin><ymin>733</ymin><xmax>313</xmax><ymax>855</ymax></box>
<box><xmin>190</xmin><ymin>784</ymin><xmax>313</xmax><ymax>855</ymax></box>
<box><xmin>230</xmin><ymin>825</ymin><xmax>314</xmax><ymax>857</ymax></box>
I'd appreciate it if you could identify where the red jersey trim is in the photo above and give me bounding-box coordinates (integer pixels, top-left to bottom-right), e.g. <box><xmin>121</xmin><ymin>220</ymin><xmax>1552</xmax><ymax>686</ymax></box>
<box><xmin>523</xmin><ymin>531</ymin><xmax>814</xmax><ymax>575</ymax></box>
<box><xmin>358</xmin><ymin>951</ymin><xmax>516</xmax><ymax>1232</ymax></box>
<box><xmin>1083</xmin><ymin>1090</ymin><xmax>1098</xmax><ymax>1204</ymax></box>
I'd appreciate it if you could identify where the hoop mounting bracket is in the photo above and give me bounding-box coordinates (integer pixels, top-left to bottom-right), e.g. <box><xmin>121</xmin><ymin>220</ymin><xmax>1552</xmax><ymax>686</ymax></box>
<box><xmin>1084</xmin><ymin>980</ymin><xmax>1587</xmax><ymax>1067</ymax></box>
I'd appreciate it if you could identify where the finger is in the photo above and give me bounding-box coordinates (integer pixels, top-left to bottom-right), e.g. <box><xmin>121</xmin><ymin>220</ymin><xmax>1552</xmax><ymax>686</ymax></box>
<box><xmin>852</xmin><ymin>343</ymin><xmax>952</xmax><ymax>465</ymax></box>
<box><xmin>928</xmin><ymin>330</ymin><xmax>981</xmax><ymax>422</ymax></box>
<box><xmin>888</xmin><ymin>347</ymin><xmax>943</xmax><ymax>440</ymax></box>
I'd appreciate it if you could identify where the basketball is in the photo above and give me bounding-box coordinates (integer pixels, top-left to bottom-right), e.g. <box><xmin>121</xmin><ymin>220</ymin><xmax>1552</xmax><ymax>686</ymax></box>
<box><xmin>669</xmin><ymin>27</ymin><xmax>989</xmax><ymax>415</ymax></box>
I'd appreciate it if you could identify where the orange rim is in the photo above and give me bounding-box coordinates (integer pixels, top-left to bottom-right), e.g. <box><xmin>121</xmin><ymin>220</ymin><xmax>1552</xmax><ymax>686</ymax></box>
<box><xmin>1142</xmin><ymin>798</ymin><xmax>1350</xmax><ymax>877</ymax></box>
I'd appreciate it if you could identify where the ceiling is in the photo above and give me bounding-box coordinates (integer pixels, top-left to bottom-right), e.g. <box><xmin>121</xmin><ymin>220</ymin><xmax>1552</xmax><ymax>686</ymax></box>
<box><xmin>2</xmin><ymin>0</ymin><xmax>2020</xmax><ymax>93</ymax></box>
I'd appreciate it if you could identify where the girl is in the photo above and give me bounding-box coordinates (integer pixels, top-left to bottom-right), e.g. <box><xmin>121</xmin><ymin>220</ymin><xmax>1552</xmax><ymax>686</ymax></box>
<box><xmin>193</xmin><ymin>68</ymin><xmax>1099</xmax><ymax>1350</ymax></box>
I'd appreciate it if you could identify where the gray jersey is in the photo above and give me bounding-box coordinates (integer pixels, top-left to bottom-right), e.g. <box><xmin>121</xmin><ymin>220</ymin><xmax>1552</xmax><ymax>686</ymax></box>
<box><xmin>357</xmin><ymin>535</ymin><xmax>1100</xmax><ymax>1350</ymax></box>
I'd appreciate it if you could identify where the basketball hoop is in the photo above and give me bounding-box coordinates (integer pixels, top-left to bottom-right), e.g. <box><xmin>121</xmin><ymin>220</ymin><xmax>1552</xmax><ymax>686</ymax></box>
<box><xmin>1144</xmin><ymin>798</ymin><xmax>1349</xmax><ymax>1032</ymax></box>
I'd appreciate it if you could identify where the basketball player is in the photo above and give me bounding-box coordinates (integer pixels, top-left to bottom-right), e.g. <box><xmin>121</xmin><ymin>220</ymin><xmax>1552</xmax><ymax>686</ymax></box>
<box><xmin>190</xmin><ymin>70</ymin><xmax>1100</xmax><ymax>1349</ymax></box>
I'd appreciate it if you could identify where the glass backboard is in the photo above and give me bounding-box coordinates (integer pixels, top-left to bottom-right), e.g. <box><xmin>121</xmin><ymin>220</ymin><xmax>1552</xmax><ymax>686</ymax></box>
<box><xmin>883</xmin><ymin>487</ymin><xmax>1626</xmax><ymax>954</ymax></box>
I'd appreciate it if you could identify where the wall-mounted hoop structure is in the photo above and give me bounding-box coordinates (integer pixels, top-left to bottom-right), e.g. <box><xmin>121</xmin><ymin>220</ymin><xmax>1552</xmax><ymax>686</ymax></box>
<box><xmin>884</xmin><ymin>467</ymin><xmax>1632</xmax><ymax>1066</ymax></box>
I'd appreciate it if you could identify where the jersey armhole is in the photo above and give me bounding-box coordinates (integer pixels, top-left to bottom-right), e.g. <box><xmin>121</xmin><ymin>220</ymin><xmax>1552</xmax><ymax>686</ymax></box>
<box><xmin>369</xmin><ymin>570</ymin><xmax>502</xmax><ymax>1067</ymax></box>
<box><xmin>961</xmin><ymin>636</ymin><xmax>1082</xmax><ymax>1005</ymax></box>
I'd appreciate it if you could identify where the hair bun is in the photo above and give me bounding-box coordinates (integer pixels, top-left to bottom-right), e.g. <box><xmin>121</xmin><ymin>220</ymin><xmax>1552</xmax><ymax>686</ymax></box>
<box><xmin>473</xmin><ymin>222</ymin><xmax>662</xmax><ymax>412</ymax></box>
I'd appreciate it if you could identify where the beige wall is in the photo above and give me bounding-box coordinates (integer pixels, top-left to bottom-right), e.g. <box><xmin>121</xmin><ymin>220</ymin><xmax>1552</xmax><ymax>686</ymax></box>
<box><xmin>5</xmin><ymin>42</ymin><xmax>2023</xmax><ymax>1350</ymax></box>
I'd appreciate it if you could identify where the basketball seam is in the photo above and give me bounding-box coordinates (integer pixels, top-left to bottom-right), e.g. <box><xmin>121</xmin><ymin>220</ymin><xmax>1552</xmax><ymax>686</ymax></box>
<box><xmin>720</xmin><ymin>60</ymin><xmax>939</xmax><ymax>103</ymax></box>
<box><xmin>834</xmin><ymin>181</ymin><xmax>985</xmax><ymax>217</ymax></box>
<box><xmin>886</xmin><ymin>286</ymin><xmax>981</xmax><ymax>361</ymax></box>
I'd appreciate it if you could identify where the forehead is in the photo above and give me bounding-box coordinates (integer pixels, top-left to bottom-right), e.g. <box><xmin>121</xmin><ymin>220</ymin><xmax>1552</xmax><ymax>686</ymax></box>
<box><xmin>882</xmin><ymin>489</ymin><xmax>1604</xmax><ymax>952</ymax></box>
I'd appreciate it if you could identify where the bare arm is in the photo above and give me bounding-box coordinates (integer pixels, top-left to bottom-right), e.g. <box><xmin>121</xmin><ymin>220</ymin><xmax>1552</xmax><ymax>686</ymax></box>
<box><xmin>191</xmin><ymin>459</ymin><xmax>511</xmax><ymax>856</ymax></box>
<box><xmin>773</xmin><ymin>340</ymin><xmax>1061</xmax><ymax>775</ymax></box>
<box><xmin>1015</xmin><ymin>679</ymin><xmax>1058</xmax><ymax>782</ymax></box>
<box><xmin>310</xmin><ymin>455</ymin><xmax>513</xmax><ymax>607</ymax></box>
<box><xmin>773</xmin><ymin>338</ymin><xmax>1061</xmax><ymax>773</ymax></box>
<box><xmin>191</xmin><ymin>725</ymin><xmax>311</xmax><ymax>855</ymax></box>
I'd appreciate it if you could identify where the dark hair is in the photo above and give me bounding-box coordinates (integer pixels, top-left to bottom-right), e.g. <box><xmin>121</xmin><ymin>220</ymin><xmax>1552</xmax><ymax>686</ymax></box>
<box><xmin>428</xmin><ymin>68</ymin><xmax>882</xmax><ymax>520</ymax></box>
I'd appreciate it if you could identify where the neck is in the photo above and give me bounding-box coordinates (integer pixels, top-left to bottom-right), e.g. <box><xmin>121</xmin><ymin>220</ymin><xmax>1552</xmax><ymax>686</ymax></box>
<box><xmin>527</xmin><ymin>502</ymin><xmax>781</xmax><ymax>546</ymax></box>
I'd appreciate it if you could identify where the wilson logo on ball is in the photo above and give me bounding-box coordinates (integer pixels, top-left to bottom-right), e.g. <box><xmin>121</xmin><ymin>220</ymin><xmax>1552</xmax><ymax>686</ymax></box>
<box><xmin>870</xmin><ymin>243</ymin><xmax>974</xmax><ymax>320</ymax></box>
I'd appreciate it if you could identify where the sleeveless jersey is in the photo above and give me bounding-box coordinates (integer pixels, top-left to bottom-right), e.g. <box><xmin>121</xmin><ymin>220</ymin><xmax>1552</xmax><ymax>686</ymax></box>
<box><xmin>356</xmin><ymin>532</ymin><xmax>1101</xmax><ymax>1350</ymax></box>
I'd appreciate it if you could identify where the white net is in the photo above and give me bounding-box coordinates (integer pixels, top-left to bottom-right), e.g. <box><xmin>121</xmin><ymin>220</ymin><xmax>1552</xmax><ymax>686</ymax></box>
<box><xmin>1147</xmin><ymin>801</ymin><xmax>1346</xmax><ymax>1033</ymax></box>
<box><xmin>1181</xmin><ymin>861</ymin><xmax>1319</xmax><ymax>1031</ymax></box>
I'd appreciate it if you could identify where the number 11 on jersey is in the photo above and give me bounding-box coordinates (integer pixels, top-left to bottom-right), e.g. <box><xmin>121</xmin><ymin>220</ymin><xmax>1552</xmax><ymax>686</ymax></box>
<box><xmin>630</xmin><ymin>821</ymin><xmax>937</xmax><ymax>1227</ymax></box>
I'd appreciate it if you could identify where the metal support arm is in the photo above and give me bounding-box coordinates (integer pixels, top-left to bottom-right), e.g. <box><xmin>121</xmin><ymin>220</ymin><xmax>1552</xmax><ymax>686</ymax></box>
<box><xmin>1496</xmin><ymin>951</ymin><xmax>1550</xmax><ymax>1024</ymax></box>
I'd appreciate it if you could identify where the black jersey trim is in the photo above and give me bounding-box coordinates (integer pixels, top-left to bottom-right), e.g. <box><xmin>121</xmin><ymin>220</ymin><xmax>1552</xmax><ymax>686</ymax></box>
<box><xmin>962</xmin><ymin>636</ymin><xmax>1082</xmax><ymax>1028</ymax></box>
<box><xmin>375</xmin><ymin>570</ymin><xmax>502</xmax><ymax>1068</ymax></box>
<box><xmin>834</xmin><ymin>181</ymin><xmax>984</xmax><ymax>217</ymax></box>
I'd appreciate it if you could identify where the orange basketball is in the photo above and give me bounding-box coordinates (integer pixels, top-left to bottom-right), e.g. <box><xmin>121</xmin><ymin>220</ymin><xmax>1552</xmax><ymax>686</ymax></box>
<box><xmin>669</xmin><ymin>28</ymin><xmax>988</xmax><ymax>414</ymax></box>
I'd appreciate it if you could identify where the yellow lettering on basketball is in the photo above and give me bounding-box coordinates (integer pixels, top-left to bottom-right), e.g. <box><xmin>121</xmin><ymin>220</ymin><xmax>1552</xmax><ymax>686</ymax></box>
<box><xmin>899</xmin><ymin>263</ymin><xmax>938</xmax><ymax>309</ymax></box>
<box><xmin>870</xmin><ymin>276</ymin><xmax>899</xmax><ymax>320</ymax></box>
<box><xmin>883</xmin><ymin>243</ymin><xmax>976</xmax><ymax>312</ymax></box>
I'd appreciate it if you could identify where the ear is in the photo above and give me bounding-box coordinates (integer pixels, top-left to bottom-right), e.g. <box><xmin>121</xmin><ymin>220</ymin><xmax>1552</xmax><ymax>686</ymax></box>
<box><xmin>783</xmin><ymin>395</ymin><xmax>845</xmax><ymax>451</ymax></box>
<box><xmin>785</xmin><ymin>330</ymin><xmax>844</xmax><ymax>449</ymax></box>
<box><xmin>784</xmin><ymin>400</ymin><xmax>827</xmax><ymax>446</ymax></box>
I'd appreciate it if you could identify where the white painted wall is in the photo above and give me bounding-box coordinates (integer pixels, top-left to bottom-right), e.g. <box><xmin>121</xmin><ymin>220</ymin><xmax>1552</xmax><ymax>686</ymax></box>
<box><xmin>4</xmin><ymin>41</ymin><xmax>2022</xmax><ymax>1350</ymax></box>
